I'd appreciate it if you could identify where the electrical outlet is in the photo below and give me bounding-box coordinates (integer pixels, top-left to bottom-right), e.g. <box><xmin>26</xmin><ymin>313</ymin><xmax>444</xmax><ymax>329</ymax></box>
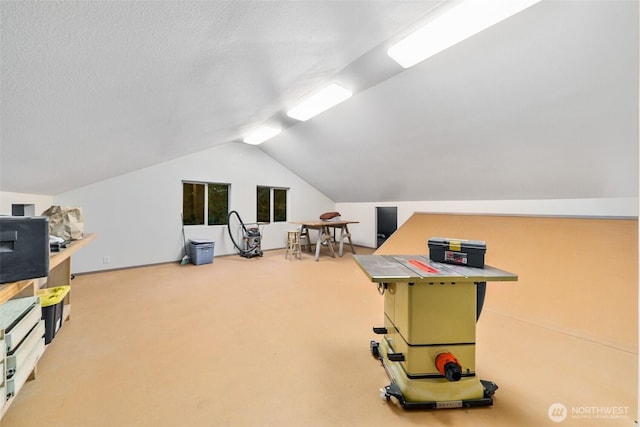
<box><xmin>103</xmin><ymin>256</ymin><xmax>111</xmax><ymax>264</ymax></box>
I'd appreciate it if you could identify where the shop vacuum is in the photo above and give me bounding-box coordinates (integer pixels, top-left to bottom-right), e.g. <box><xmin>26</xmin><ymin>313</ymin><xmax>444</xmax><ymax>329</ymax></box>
<box><xmin>227</xmin><ymin>210</ymin><xmax>263</xmax><ymax>258</ymax></box>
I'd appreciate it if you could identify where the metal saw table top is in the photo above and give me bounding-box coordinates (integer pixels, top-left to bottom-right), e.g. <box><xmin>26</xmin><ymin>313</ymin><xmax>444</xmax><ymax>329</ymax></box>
<box><xmin>353</xmin><ymin>254</ymin><xmax>518</xmax><ymax>283</ymax></box>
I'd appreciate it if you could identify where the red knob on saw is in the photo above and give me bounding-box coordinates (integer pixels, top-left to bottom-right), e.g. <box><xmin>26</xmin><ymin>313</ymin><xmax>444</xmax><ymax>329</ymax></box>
<box><xmin>435</xmin><ymin>352</ymin><xmax>462</xmax><ymax>382</ymax></box>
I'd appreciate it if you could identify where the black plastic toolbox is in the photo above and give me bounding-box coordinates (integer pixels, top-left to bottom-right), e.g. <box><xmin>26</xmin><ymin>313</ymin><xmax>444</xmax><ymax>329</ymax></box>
<box><xmin>428</xmin><ymin>237</ymin><xmax>486</xmax><ymax>268</ymax></box>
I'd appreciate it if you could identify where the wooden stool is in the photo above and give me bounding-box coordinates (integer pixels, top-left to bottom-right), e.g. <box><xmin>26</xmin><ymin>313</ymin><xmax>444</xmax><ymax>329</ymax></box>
<box><xmin>285</xmin><ymin>230</ymin><xmax>302</xmax><ymax>260</ymax></box>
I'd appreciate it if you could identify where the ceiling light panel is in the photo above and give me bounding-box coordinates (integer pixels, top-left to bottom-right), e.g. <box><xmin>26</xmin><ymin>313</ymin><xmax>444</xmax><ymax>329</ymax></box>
<box><xmin>243</xmin><ymin>126</ymin><xmax>281</xmax><ymax>145</ymax></box>
<box><xmin>287</xmin><ymin>83</ymin><xmax>353</xmax><ymax>121</ymax></box>
<box><xmin>387</xmin><ymin>0</ymin><xmax>542</xmax><ymax>68</ymax></box>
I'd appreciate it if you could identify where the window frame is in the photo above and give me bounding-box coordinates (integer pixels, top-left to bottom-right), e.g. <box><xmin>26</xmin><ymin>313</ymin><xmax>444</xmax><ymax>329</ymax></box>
<box><xmin>182</xmin><ymin>180</ymin><xmax>230</xmax><ymax>226</ymax></box>
<box><xmin>256</xmin><ymin>186</ymin><xmax>289</xmax><ymax>223</ymax></box>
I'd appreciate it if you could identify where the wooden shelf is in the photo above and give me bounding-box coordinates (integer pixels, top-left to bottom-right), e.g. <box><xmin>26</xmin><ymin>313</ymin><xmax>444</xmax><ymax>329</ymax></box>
<box><xmin>0</xmin><ymin>233</ymin><xmax>96</xmax><ymax>304</ymax></box>
<box><xmin>0</xmin><ymin>233</ymin><xmax>95</xmax><ymax>420</ymax></box>
<box><xmin>48</xmin><ymin>234</ymin><xmax>96</xmax><ymax>272</ymax></box>
<box><xmin>0</xmin><ymin>281</ymin><xmax>36</xmax><ymax>306</ymax></box>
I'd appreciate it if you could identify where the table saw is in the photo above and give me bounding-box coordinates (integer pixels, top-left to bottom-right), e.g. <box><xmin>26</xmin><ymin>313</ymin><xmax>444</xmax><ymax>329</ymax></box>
<box><xmin>353</xmin><ymin>254</ymin><xmax>517</xmax><ymax>409</ymax></box>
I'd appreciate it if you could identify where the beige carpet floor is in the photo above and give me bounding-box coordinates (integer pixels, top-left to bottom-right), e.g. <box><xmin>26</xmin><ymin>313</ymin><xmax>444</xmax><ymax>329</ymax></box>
<box><xmin>1</xmin><ymin>246</ymin><xmax>636</xmax><ymax>426</ymax></box>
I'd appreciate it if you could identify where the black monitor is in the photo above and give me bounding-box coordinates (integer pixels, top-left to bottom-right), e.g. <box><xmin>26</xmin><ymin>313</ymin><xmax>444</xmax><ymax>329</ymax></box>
<box><xmin>0</xmin><ymin>216</ymin><xmax>50</xmax><ymax>284</ymax></box>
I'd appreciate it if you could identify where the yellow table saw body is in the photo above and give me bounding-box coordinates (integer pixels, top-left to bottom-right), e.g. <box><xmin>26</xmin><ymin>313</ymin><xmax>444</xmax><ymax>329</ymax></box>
<box><xmin>354</xmin><ymin>254</ymin><xmax>517</xmax><ymax>409</ymax></box>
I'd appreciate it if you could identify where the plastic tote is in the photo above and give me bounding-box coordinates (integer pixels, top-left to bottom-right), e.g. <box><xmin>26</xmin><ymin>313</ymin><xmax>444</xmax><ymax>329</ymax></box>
<box><xmin>36</xmin><ymin>286</ymin><xmax>70</xmax><ymax>344</ymax></box>
<box><xmin>188</xmin><ymin>240</ymin><xmax>215</xmax><ymax>265</ymax></box>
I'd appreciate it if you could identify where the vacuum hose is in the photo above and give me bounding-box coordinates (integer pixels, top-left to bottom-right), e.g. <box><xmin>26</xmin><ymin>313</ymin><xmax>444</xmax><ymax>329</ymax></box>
<box><xmin>435</xmin><ymin>352</ymin><xmax>462</xmax><ymax>382</ymax></box>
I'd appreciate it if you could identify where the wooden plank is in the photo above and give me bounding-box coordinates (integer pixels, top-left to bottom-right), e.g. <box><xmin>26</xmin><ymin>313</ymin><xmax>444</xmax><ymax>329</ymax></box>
<box><xmin>0</xmin><ymin>234</ymin><xmax>96</xmax><ymax>304</ymax></box>
<box><xmin>48</xmin><ymin>233</ymin><xmax>96</xmax><ymax>270</ymax></box>
<box><xmin>0</xmin><ymin>281</ymin><xmax>36</xmax><ymax>306</ymax></box>
<box><xmin>289</xmin><ymin>220</ymin><xmax>359</xmax><ymax>228</ymax></box>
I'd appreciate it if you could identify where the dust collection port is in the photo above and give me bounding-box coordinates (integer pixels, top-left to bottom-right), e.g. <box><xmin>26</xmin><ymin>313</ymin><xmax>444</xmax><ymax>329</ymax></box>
<box><xmin>435</xmin><ymin>352</ymin><xmax>462</xmax><ymax>382</ymax></box>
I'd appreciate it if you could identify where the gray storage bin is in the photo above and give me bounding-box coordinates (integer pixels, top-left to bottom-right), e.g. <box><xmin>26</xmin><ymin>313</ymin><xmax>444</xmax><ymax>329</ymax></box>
<box><xmin>188</xmin><ymin>240</ymin><xmax>215</xmax><ymax>265</ymax></box>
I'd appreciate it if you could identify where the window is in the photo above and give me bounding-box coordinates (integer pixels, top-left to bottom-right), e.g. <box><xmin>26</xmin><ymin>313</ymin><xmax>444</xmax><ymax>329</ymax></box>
<box><xmin>274</xmin><ymin>188</ymin><xmax>287</xmax><ymax>222</ymax></box>
<box><xmin>183</xmin><ymin>182</ymin><xmax>205</xmax><ymax>225</ymax></box>
<box><xmin>182</xmin><ymin>181</ymin><xmax>229</xmax><ymax>225</ymax></box>
<box><xmin>208</xmin><ymin>183</ymin><xmax>229</xmax><ymax>225</ymax></box>
<box><xmin>256</xmin><ymin>186</ymin><xmax>288</xmax><ymax>223</ymax></box>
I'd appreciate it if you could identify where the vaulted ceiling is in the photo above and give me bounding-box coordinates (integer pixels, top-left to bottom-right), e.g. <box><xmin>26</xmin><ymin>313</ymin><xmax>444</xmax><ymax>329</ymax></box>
<box><xmin>1</xmin><ymin>1</ymin><xmax>637</xmax><ymax>203</ymax></box>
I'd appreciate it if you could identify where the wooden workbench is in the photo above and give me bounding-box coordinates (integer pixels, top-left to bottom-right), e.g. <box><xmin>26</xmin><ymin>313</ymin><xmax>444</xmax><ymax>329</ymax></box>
<box><xmin>0</xmin><ymin>233</ymin><xmax>95</xmax><ymax>417</ymax></box>
<box><xmin>290</xmin><ymin>220</ymin><xmax>358</xmax><ymax>261</ymax></box>
<box><xmin>0</xmin><ymin>233</ymin><xmax>96</xmax><ymax>311</ymax></box>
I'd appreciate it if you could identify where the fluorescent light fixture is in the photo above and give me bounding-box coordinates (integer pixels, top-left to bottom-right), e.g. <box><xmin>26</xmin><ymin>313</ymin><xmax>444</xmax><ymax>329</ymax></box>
<box><xmin>243</xmin><ymin>126</ymin><xmax>281</xmax><ymax>145</ymax></box>
<box><xmin>387</xmin><ymin>0</ymin><xmax>541</xmax><ymax>68</ymax></box>
<box><xmin>287</xmin><ymin>83</ymin><xmax>353</xmax><ymax>121</ymax></box>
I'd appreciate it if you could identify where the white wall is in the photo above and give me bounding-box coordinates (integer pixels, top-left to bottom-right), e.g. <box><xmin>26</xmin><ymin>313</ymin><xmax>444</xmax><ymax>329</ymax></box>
<box><xmin>0</xmin><ymin>191</ymin><xmax>53</xmax><ymax>216</ymax></box>
<box><xmin>337</xmin><ymin>198</ymin><xmax>639</xmax><ymax>248</ymax></box>
<box><xmin>54</xmin><ymin>142</ymin><xmax>335</xmax><ymax>273</ymax></box>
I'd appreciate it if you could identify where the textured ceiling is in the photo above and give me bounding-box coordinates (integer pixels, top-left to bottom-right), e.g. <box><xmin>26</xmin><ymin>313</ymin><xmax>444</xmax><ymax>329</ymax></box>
<box><xmin>1</xmin><ymin>0</ymin><xmax>442</xmax><ymax>194</ymax></box>
<box><xmin>1</xmin><ymin>1</ymin><xmax>638</xmax><ymax>203</ymax></box>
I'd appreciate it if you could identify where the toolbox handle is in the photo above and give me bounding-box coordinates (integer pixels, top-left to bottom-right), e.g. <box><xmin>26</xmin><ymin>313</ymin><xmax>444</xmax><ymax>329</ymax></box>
<box><xmin>0</xmin><ymin>231</ymin><xmax>17</xmax><ymax>252</ymax></box>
